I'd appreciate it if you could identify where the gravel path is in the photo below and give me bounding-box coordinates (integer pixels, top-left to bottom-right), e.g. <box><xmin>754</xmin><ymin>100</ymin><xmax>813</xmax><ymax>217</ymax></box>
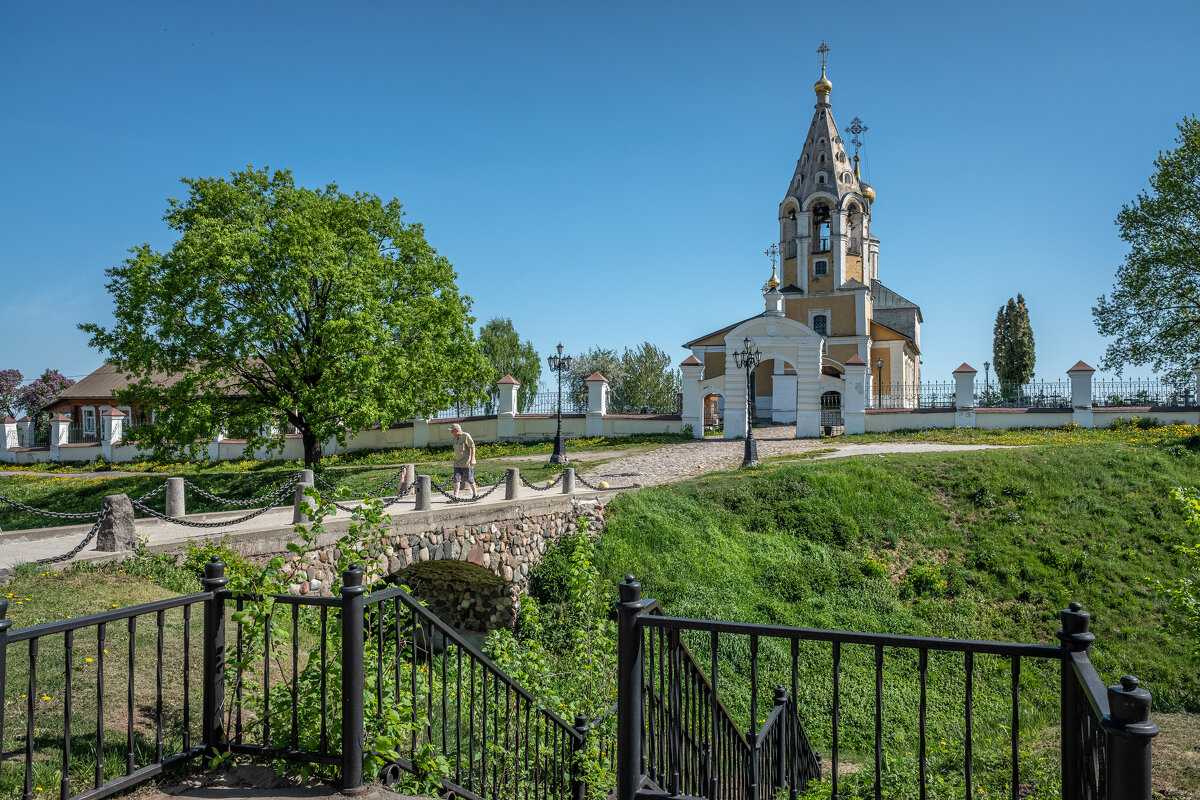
<box><xmin>576</xmin><ymin>432</ymin><xmax>1017</xmax><ymax>488</ymax></box>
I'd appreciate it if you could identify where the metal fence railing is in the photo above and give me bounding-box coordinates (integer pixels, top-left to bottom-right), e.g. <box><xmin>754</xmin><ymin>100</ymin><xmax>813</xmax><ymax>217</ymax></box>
<box><xmin>520</xmin><ymin>391</ymin><xmax>586</xmax><ymax>415</ymax></box>
<box><xmin>975</xmin><ymin>380</ymin><xmax>1072</xmax><ymax>409</ymax></box>
<box><xmin>15</xmin><ymin>427</ymin><xmax>51</xmax><ymax>448</ymax></box>
<box><xmin>1091</xmin><ymin>379</ymin><xmax>1197</xmax><ymax>408</ymax></box>
<box><xmin>614</xmin><ymin>579</ymin><xmax>1158</xmax><ymax>800</ymax></box>
<box><xmin>869</xmin><ymin>382</ymin><xmax>956</xmax><ymax>410</ymax></box>
<box><xmin>66</xmin><ymin>424</ymin><xmax>101</xmax><ymax>444</ymax></box>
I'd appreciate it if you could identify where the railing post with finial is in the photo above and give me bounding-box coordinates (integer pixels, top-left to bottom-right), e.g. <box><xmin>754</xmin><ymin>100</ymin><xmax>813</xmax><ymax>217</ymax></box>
<box><xmin>340</xmin><ymin>567</ymin><xmax>368</xmax><ymax>795</ymax></box>
<box><xmin>0</xmin><ymin>599</ymin><xmax>9</xmax><ymax>755</ymax></box>
<box><xmin>201</xmin><ymin>558</ymin><xmax>228</xmax><ymax>755</ymax></box>
<box><xmin>1102</xmin><ymin>676</ymin><xmax>1158</xmax><ymax>800</ymax></box>
<box><xmin>1057</xmin><ymin>601</ymin><xmax>1095</xmax><ymax>800</ymax></box>
<box><xmin>571</xmin><ymin>712</ymin><xmax>589</xmax><ymax>800</ymax></box>
<box><xmin>773</xmin><ymin>686</ymin><xmax>788</xmax><ymax>792</ymax></box>
<box><xmin>617</xmin><ymin>575</ymin><xmax>650</xmax><ymax>800</ymax></box>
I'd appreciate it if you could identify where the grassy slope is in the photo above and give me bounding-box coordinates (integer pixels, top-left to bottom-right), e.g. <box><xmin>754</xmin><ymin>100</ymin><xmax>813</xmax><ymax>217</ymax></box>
<box><xmin>591</xmin><ymin>440</ymin><xmax>1198</xmax><ymax>794</ymax></box>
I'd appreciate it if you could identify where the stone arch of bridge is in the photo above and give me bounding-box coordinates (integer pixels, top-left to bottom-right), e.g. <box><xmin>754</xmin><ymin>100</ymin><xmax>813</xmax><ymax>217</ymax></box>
<box><xmin>392</xmin><ymin>559</ymin><xmax>518</xmax><ymax>633</ymax></box>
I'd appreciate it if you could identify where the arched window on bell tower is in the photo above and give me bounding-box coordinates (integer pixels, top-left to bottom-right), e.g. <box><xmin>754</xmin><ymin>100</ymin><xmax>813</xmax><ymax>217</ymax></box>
<box><xmin>813</xmin><ymin>203</ymin><xmax>831</xmax><ymax>253</ymax></box>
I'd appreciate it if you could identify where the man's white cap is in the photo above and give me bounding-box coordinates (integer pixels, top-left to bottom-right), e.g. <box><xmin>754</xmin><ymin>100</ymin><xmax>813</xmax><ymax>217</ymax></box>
<box><xmin>449</xmin><ymin>423</ymin><xmax>462</xmax><ymax>432</ymax></box>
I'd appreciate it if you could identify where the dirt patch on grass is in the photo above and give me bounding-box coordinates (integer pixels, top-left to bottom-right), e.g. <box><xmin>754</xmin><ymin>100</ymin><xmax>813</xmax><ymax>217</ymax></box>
<box><xmin>1155</xmin><ymin>713</ymin><xmax>1200</xmax><ymax>798</ymax></box>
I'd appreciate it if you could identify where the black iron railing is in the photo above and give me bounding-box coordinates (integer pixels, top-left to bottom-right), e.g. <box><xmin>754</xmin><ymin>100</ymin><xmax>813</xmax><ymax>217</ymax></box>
<box><xmin>869</xmin><ymin>382</ymin><xmax>956</xmax><ymax>410</ymax></box>
<box><xmin>1091</xmin><ymin>379</ymin><xmax>1196</xmax><ymax>408</ymax></box>
<box><xmin>974</xmin><ymin>380</ymin><xmax>1072</xmax><ymax>409</ymax></box>
<box><xmin>65</xmin><ymin>425</ymin><xmax>100</xmax><ymax>445</ymax></box>
<box><xmin>614</xmin><ymin>578</ymin><xmax>1158</xmax><ymax>800</ymax></box>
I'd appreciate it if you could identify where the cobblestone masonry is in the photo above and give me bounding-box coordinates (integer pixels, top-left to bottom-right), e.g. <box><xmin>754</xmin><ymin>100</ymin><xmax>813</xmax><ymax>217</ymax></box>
<box><xmin>274</xmin><ymin>498</ymin><xmax>606</xmax><ymax>630</ymax></box>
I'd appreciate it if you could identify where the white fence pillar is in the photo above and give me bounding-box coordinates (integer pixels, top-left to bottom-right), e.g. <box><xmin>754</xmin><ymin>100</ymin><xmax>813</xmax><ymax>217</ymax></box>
<box><xmin>413</xmin><ymin>416</ymin><xmax>431</xmax><ymax>448</ymax></box>
<box><xmin>585</xmin><ymin>372</ymin><xmax>608</xmax><ymax>437</ymax></box>
<box><xmin>1067</xmin><ymin>360</ymin><xmax>1096</xmax><ymax>428</ymax></box>
<box><xmin>16</xmin><ymin>417</ymin><xmax>34</xmax><ymax>448</ymax></box>
<box><xmin>953</xmin><ymin>363</ymin><xmax>977</xmax><ymax>428</ymax></box>
<box><xmin>679</xmin><ymin>356</ymin><xmax>704</xmax><ymax>438</ymax></box>
<box><xmin>0</xmin><ymin>417</ymin><xmax>16</xmax><ymax>451</ymax></box>
<box><xmin>843</xmin><ymin>355</ymin><xmax>868</xmax><ymax>434</ymax></box>
<box><xmin>1193</xmin><ymin>362</ymin><xmax>1200</xmax><ymax>404</ymax></box>
<box><xmin>49</xmin><ymin>414</ymin><xmax>70</xmax><ymax>458</ymax></box>
<box><xmin>497</xmin><ymin>375</ymin><xmax>519</xmax><ymax>440</ymax></box>
<box><xmin>101</xmin><ymin>408</ymin><xmax>125</xmax><ymax>460</ymax></box>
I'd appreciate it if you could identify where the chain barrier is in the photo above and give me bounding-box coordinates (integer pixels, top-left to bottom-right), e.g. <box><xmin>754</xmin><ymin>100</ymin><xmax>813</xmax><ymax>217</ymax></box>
<box><xmin>575</xmin><ymin>473</ymin><xmax>637</xmax><ymax>491</ymax></box>
<box><xmin>135</xmin><ymin>482</ymin><xmax>169</xmax><ymax>503</ymax></box>
<box><xmin>314</xmin><ymin>468</ymin><xmax>406</xmax><ymax>500</ymax></box>
<box><xmin>313</xmin><ymin>477</ymin><xmax>415</xmax><ymax>512</ymax></box>
<box><xmin>35</xmin><ymin>502</ymin><xmax>112</xmax><ymax>564</ymax></box>
<box><xmin>420</xmin><ymin>474</ymin><xmax>505</xmax><ymax>503</ymax></box>
<box><xmin>129</xmin><ymin>479</ymin><xmax>298</xmax><ymax>529</ymax></box>
<box><xmin>520</xmin><ymin>473</ymin><xmax>565</xmax><ymax>492</ymax></box>
<box><xmin>0</xmin><ymin>494</ymin><xmax>100</xmax><ymax>520</ymax></box>
<box><xmin>182</xmin><ymin>475</ymin><xmax>302</xmax><ymax>507</ymax></box>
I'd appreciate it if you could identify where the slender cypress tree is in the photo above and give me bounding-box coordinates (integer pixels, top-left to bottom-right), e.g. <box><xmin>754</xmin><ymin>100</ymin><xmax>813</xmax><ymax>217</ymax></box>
<box><xmin>993</xmin><ymin>294</ymin><xmax>1036</xmax><ymax>392</ymax></box>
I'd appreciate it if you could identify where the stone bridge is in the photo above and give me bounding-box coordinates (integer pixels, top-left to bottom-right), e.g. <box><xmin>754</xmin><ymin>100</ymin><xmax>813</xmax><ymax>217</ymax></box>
<box><xmin>222</xmin><ymin>493</ymin><xmax>609</xmax><ymax>631</ymax></box>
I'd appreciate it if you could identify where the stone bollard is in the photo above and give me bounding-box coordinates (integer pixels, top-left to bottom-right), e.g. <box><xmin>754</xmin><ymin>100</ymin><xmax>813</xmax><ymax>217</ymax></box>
<box><xmin>506</xmin><ymin>468</ymin><xmax>520</xmax><ymax>500</ymax></box>
<box><xmin>165</xmin><ymin>477</ymin><xmax>185</xmax><ymax>518</ymax></box>
<box><xmin>415</xmin><ymin>475</ymin><xmax>431</xmax><ymax>511</ymax></box>
<box><xmin>293</xmin><ymin>468</ymin><xmax>315</xmax><ymax>524</ymax></box>
<box><xmin>96</xmin><ymin>494</ymin><xmax>137</xmax><ymax>552</ymax></box>
<box><xmin>562</xmin><ymin>467</ymin><xmax>575</xmax><ymax>494</ymax></box>
<box><xmin>400</xmin><ymin>463</ymin><xmax>415</xmax><ymax>494</ymax></box>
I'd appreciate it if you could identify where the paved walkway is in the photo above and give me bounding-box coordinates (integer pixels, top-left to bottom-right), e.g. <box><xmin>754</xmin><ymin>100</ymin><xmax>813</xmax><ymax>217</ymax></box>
<box><xmin>1</xmin><ymin>436</ymin><xmax>1016</xmax><ymax>569</ymax></box>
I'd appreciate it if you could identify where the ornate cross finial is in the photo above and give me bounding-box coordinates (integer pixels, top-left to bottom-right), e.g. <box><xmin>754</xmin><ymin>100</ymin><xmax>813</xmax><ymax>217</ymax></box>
<box><xmin>817</xmin><ymin>41</ymin><xmax>830</xmax><ymax>71</ymax></box>
<box><xmin>844</xmin><ymin>116</ymin><xmax>868</xmax><ymax>156</ymax></box>
<box><xmin>764</xmin><ymin>243</ymin><xmax>779</xmax><ymax>268</ymax></box>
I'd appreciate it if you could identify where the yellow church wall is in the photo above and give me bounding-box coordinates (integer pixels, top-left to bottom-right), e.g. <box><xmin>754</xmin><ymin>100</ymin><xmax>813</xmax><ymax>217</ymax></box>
<box><xmin>704</xmin><ymin>351</ymin><xmax>726</xmax><ymax>379</ymax></box>
<box><xmin>808</xmin><ymin>256</ymin><xmax>834</xmax><ymax>291</ymax></box>
<box><xmin>755</xmin><ymin>363</ymin><xmax>773</xmax><ymax>397</ymax></box>
<box><xmin>845</xmin><ymin>255</ymin><xmax>864</xmax><ymax>284</ymax></box>
<box><xmin>870</xmin><ymin>320</ymin><xmax>906</xmax><ymax>341</ymax></box>
<box><xmin>827</xmin><ymin>344</ymin><xmax>860</xmax><ymax>364</ymax></box>
<box><xmin>783</xmin><ymin>257</ymin><xmax>798</xmax><ymax>287</ymax></box>
<box><xmin>870</xmin><ymin>348</ymin><xmax>893</xmax><ymax>384</ymax></box>
<box><xmin>783</xmin><ymin>295</ymin><xmax>858</xmax><ymax>335</ymax></box>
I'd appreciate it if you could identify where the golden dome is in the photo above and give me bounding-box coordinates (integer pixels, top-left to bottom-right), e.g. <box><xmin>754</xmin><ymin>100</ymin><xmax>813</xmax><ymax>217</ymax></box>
<box><xmin>766</xmin><ymin>273</ymin><xmax>781</xmax><ymax>289</ymax></box>
<box><xmin>860</xmin><ymin>182</ymin><xmax>876</xmax><ymax>203</ymax></box>
<box><xmin>814</xmin><ymin>68</ymin><xmax>832</xmax><ymax>95</ymax></box>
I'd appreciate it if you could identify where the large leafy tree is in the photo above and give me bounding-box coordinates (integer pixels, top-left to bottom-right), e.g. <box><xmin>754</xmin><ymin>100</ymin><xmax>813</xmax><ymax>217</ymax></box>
<box><xmin>0</xmin><ymin>370</ymin><xmax>21</xmax><ymax>418</ymax></box>
<box><xmin>16</xmin><ymin>369</ymin><xmax>75</xmax><ymax>421</ymax></box>
<box><xmin>1094</xmin><ymin>116</ymin><xmax>1200</xmax><ymax>384</ymax></box>
<box><xmin>613</xmin><ymin>342</ymin><xmax>681</xmax><ymax>413</ymax></box>
<box><xmin>992</xmin><ymin>293</ymin><xmax>1035</xmax><ymax>388</ymax></box>
<box><xmin>477</xmin><ymin>318</ymin><xmax>541</xmax><ymax>411</ymax></box>
<box><xmin>81</xmin><ymin>167</ymin><xmax>490</xmax><ymax>467</ymax></box>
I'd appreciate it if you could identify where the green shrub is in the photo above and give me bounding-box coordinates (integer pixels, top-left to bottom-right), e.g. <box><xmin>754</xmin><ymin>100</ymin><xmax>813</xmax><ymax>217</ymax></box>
<box><xmin>1108</xmin><ymin>416</ymin><xmax>1160</xmax><ymax>430</ymax></box>
<box><xmin>900</xmin><ymin>558</ymin><xmax>948</xmax><ymax>598</ymax></box>
<box><xmin>180</xmin><ymin>538</ymin><xmax>255</xmax><ymax>587</ymax></box>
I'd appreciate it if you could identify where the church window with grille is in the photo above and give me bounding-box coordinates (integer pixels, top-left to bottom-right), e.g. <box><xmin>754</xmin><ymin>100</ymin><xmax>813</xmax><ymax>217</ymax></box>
<box><xmin>814</xmin><ymin>260</ymin><xmax>828</xmax><ymax>276</ymax></box>
<box><xmin>812</xmin><ymin>314</ymin><xmax>828</xmax><ymax>335</ymax></box>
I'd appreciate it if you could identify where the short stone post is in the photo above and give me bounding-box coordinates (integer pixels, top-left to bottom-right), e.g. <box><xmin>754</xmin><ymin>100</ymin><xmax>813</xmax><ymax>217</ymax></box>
<box><xmin>952</xmin><ymin>364</ymin><xmax>977</xmax><ymax>428</ymax></box>
<box><xmin>585</xmin><ymin>372</ymin><xmax>609</xmax><ymax>438</ymax></box>
<box><xmin>96</xmin><ymin>494</ymin><xmax>137</xmax><ymax>551</ymax></box>
<box><xmin>200</xmin><ymin>558</ymin><xmax>228</xmax><ymax>756</ymax></box>
<box><xmin>293</xmin><ymin>468</ymin><xmax>314</xmax><ymax>524</ymax></box>
<box><xmin>0</xmin><ymin>417</ymin><xmax>16</xmax><ymax>451</ymax></box>
<box><xmin>497</xmin><ymin>375</ymin><xmax>519</xmax><ymax>440</ymax></box>
<box><xmin>412</xmin><ymin>416</ymin><xmax>431</xmax><ymax>448</ymax></box>
<box><xmin>1101</xmin><ymin>676</ymin><xmax>1158</xmax><ymax>800</ymax></box>
<box><xmin>49</xmin><ymin>414</ymin><xmax>71</xmax><ymax>458</ymax></box>
<box><xmin>679</xmin><ymin>356</ymin><xmax>704</xmax><ymax>439</ymax></box>
<box><xmin>415</xmin><ymin>474</ymin><xmax>431</xmax><ymax>511</ymax></box>
<box><xmin>15</xmin><ymin>417</ymin><xmax>34</xmax><ymax>448</ymax></box>
<box><xmin>207</xmin><ymin>430</ymin><xmax>223</xmax><ymax>462</ymax></box>
<box><xmin>505</xmin><ymin>468</ymin><xmax>520</xmax><ymax>500</ymax></box>
<box><xmin>562</xmin><ymin>467</ymin><xmax>575</xmax><ymax>494</ymax></box>
<box><xmin>399</xmin><ymin>463</ymin><xmax>414</xmax><ymax>494</ymax></box>
<box><xmin>842</xmin><ymin>355</ymin><xmax>869</xmax><ymax>434</ymax></box>
<box><xmin>165</xmin><ymin>477</ymin><xmax>186</xmax><ymax>518</ymax></box>
<box><xmin>101</xmin><ymin>408</ymin><xmax>126</xmax><ymax>460</ymax></box>
<box><xmin>1067</xmin><ymin>361</ymin><xmax>1096</xmax><ymax>428</ymax></box>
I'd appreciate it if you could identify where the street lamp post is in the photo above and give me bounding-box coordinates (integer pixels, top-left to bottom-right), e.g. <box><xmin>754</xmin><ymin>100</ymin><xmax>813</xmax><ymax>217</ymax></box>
<box><xmin>983</xmin><ymin>360</ymin><xmax>991</xmax><ymax>398</ymax></box>
<box><xmin>547</xmin><ymin>343</ymin><xmax>573</xmax><ymax>465</ymax></box>
<box><xmin>875</xmin><ymin>358</ymin><xmax>885</xmax><ymax>407</ymax></box>
<box><xmin>733</xmin><ymin>337</ymin><xmax>762</xmax><ymax>468</ymax></box>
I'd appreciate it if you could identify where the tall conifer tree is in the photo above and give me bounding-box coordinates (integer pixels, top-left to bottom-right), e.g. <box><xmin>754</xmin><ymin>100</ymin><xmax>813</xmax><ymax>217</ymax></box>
<box><xmin>993</xmin><ymin>294</ymin><xmax>1036</xmax><ymax>388</ymax></box>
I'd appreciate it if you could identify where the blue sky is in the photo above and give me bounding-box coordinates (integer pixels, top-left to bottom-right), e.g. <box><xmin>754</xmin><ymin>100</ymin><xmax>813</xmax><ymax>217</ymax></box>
<box><xmin>2</xmin><ymin>1</ymin><xmax>1198</xmax><ymax>387</ymax></box>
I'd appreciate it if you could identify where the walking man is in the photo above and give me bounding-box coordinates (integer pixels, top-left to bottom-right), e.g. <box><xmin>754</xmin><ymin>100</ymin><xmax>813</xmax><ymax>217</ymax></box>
<box><xmin>449</xmin><ymin>423</ymin><xmax>477</xmax><ymax>499</ymax></box>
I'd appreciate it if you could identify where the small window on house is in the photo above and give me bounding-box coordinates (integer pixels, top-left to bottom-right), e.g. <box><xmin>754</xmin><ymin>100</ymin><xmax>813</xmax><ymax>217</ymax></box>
<box><xmin>818</xmin><ymin>153</ymin><xmax>826</xmax><ymax>165</ymax></box>
<box><xmin>812</xmin><ymin>315</ymin><xmax>828</xmax><ymax>336</ymax></box>
<box><xmin>814</xmin><ymin>260</ymin><xmax>828</xmax><ymax>276</ymax></box>
<box><xmin>82</xmin><ymin>407</ymin><xmax>96</xmax><ymax>434</ymax></box>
